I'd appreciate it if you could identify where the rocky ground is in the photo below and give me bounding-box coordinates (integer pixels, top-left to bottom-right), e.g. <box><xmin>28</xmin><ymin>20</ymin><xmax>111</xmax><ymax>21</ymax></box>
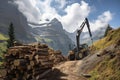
<box><xmin>44</xmin><ymin>43</ymin><xmax>120</xmax><ymax>80</ymax></box>
<box><xmin>0</xmin><ymin>28</ymin><xmax>119</xmax><ymax>80</ymax></box>
<box><xmin>46</xmin><ymin>28</ymin><xmax>120</xmax><ymax>80</ymax></box>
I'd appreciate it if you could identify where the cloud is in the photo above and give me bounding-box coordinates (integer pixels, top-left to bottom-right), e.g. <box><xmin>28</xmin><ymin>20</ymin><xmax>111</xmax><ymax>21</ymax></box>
<box><xmin>14</xmin><ymin>0</ymin><xmax>41</xmax><ymax>23</ymax></box>
<box><xmin>14</xmin><ymin>0</ymin><xmax>62</xmax><ymax>23</ymax></box>
<box><xmin>13</xmin><ymin>0</ymin><xmax>91</xmax><ymax>28</ymax></box>
<box><xmin>61</xmin><ymin>1</ymin><xmax>91</xmax><ymax>32</ymax></box>
<box><xmin>13</xmin><ymin>0</ymin><xmax>113</xmax><ymax>32</ymax></box>
<box><xmin>90</xmin><ymin>11</ymin><xmax>113</xmax><ymax>31</ymax></box>
<box><xmin>37</xmin><ymin>0</ymin><xmax>61</xmax><ymax>21</ymax></box>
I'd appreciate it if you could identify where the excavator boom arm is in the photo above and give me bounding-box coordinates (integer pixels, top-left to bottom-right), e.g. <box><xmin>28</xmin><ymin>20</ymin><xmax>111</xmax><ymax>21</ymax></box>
<box><xmin>76</xmin><ymin>18</ymin><xmax>92</xmax><ymax>53</ymax></box>
<box><xmin>76</xmin><ymin>20</ymin><xmax>85</xmax><ymax>52</ymax></box>
<box><xmin>85</xmin><ymin>18</ymin><xmax>92</xmax><ymax>38</ymax></box>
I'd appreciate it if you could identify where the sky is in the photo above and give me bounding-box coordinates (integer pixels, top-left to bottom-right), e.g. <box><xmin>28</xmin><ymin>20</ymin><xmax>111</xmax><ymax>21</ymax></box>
<box><xmin>13</xmin><ymin>0</ymin><xmax>120</xmax><ymax>32</ymax></box>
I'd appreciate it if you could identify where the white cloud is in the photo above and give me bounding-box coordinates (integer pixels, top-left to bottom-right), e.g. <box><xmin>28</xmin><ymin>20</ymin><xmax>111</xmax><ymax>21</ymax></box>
<box><xmin>13</xmin><ymin>0</ymin><xmax>113</xmax><ymax>33</ymax></box>
<box><xmin>37</xmin><ymin>0</ymin><xmax>61</xmax><ymax>21</ymax></box>
<box><xmin>90</xmin><ymin>11</ymin><xmax>113</xmax><ymax>31</ymax></box>
<box><xmin>14</xmin><ymin>0</ymin><xmax>41</xmax><ymax>23</ymax></box>
<box><xmin>14</xmin><ymin>0</ymin><xmax>61</xmax><ymax>23</ymax></box>
<box><xmin>61</xmin><ymin>1</ymin><xmax>91</xmax><ymax>32</ymax></box>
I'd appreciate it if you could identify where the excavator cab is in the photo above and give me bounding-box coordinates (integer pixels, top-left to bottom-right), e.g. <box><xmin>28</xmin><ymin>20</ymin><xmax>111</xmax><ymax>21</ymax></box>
<box><xmin>75</xmin><ymin>43</ymin><xmax>89</xmax><ymax>60</ymax></box>
<box><xmin>68</xmin><ymin>18</ymin><xmax>93</xmax><ymax>60</ymax></box>
<box><xmin>68</xmin><ymin>43</ymin><xmax>89</xmax><ymax>60</ymax></box>
<box><xmin>80</xmin><ymin>43</ymin><xmax>88</xmax><ymax>49</ymax></box>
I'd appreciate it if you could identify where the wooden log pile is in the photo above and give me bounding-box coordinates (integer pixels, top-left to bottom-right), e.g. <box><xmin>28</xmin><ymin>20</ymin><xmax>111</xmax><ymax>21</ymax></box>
<box><xmin>4</xmin><ymin>43</ymin><xmax>66</xmax><ymax>80</ymax></box>
<box><xmin>48</xmin><ymin>49</ymin><xmax>66</xmax><ymax>64</ymax></box>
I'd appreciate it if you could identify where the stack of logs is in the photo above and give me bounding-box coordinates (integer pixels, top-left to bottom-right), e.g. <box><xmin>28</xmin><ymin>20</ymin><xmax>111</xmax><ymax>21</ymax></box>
<box><xmin>4</xmin><ymin>43</ymin><xmax>66</xmax><ymax>80</ymax></box>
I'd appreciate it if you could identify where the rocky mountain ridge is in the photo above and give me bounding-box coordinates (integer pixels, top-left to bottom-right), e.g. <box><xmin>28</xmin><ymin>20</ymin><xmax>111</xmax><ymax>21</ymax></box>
<box><xmin>0</xmin><ymin>0</ymin><xmax>35</xmax><ymax>43</ymax></box>
<box><xmin>0</xmin><ymin>0</ymin><xmax>74</xmax><ymax>55</ymax></box>
<box><xmin>0</xmin><ymin>0</ymin><xmax>109</xmax><ymax>55</ymax></box>
<box><xmin>31</xmin><ymin>18</ymin><xmax>74</xmax><ymax>54</ymax></box>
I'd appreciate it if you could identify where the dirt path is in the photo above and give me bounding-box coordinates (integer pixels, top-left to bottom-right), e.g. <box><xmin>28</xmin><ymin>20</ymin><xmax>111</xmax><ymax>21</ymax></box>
<box><xmin>45</xmin><ymin>52</ymin><xmax>104</xmax><ymax>80</ymax></box>
<box><xmin>0</xmin><ymin>52</ymin><xmax>103</xmax><ymax>80</ymax></box>
<box><xmin>54</xmin><ymin>61</ymin><xmax>83</xmax><ymax>80</ymax></box>
<box><xmin>45</xmin><ymin>60</ymin><xmax>86</xmax><ymax>80</ymax></box>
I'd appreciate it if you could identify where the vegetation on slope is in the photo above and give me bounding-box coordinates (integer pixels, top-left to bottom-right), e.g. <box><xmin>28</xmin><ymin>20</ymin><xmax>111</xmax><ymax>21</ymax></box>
<box><xmin>35</xmin><ymin>36</ymin><xmax>53</xmax><ymax>43</ymax></box>
<box><xmin>91</xmin><ymin>28</ymin><xmax>120</xmax><ymax>50</ymax></box>
<box><xmin>0</xmin><ymin>33</ymin><xmax>8</xmax><ymax>64</ymax></box>
<box><xmin>90</xmin><ymin>48</ymin><xmax>120</xmax><ymax>80</ymax></box>
<box><xmin>0</xmin><ymin>33</ymin><xmax>8</xmax><ymax>40</ymax></box>
<box><xmin>89</xmin><ymin>27</ymin><xmax>120</xmax><ymax>80</ymax></box>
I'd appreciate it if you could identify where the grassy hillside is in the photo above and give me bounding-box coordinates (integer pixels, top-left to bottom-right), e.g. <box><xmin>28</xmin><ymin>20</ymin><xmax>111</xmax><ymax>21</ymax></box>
<box><xmin>35</xmin><ymin>36</ymin><xmax>53</xmax><ymax>43</ymax></box>
<box><xmin>0</xmin><ymin>33</ymin><xmax>8</xmax><ymax>40</ymax></box>
<box><xmin>0</xmin><ymin>42</ymin><xmax>7</xmax><ymax>54</ymax></box>
<box><xmin>0</xmin><ymin>33</ymin><xmax>7</xmax><ymax>63</ymax></box>
<box><xmin>89</xmin><ymin>27</ymin><xmax>120</xmax><ymax>80</ymax></box>
<box><xmin>89</xmin><ymin>48</ymin><xmax>120</xmax><ymax>80</ymax></box>
<box><xmin>91</xmin><ymin>28</ymin><xmax>120</xmax><ymax>50</ymax></box>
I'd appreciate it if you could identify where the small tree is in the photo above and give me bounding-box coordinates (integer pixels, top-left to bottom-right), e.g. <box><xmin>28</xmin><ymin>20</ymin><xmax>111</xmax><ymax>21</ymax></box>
<box><xmin>7</xmin><ymin>23</ymin><xmax>15</xmax><ymax>48</ymax></box>
<box><xmin>104</xmin><ymin>24</ymin><xmax>112</xmax><ymax>37</ymax></box>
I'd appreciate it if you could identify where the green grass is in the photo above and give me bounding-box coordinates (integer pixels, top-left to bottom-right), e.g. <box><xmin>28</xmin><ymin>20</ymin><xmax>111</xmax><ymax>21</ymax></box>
<box><xmin>0</xmin><ymin>33</ymin><xmax>7</xmax><ymax>54</ymax></box>
<box><xmin>0</xmin><ymin>42</ymin><xmax>7</xmax><ymax>59</ymax></box>
<box><xmin>0</xmin><ymin>33</ymin><xmax>7</xmax><ymax>64</ymax></box>
<box><xmin>0</xmin><ymin>42</ymin><xmax>7</xmax><ymax>51</ymax></box>
<box><xmin>91</xmin><ymin>28</ymin><xmax>120</xmax><ymax>51</ymax></box>
<box><xmin>35</xmin><ymin>36</ymin><xmax>53</xmax><ymax>43</ymax></box>
<box><xmin>89</xmin><ymin>28</ymin><xmax>120</xmax><ymax>80</ymax></box>
<box><xmin>89</xmin><ymin>53</ymin><xmax>120</xmax><ymax>80</ymax></box>
<box><xmin>35</xmin><ymin>36</ymin><xmax>43</xmax><ymax>42</ymax></box>
<box><xmin>0</xmin><ymin>33</ymin><xmax>8</xmax><ymax>40</ymax></box>
<box><xmin>89</xmin><ymin>70</ymin><xmax>100</xmax><ymax>80</ymax></box>
<box><xmin>44</xmin><ymin>38</ymin><xmax>53</xmax><ymax>43</ymax></box>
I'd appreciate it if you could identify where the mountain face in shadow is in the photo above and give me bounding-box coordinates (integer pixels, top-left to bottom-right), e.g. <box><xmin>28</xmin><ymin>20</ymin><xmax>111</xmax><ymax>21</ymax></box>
<box><xmin>32</xmin><ymin>18</ymin><xmax>74</xmax><ymax>55</ymax></box>
<box><xmin>0</xmin><ymin>0</ymin><xmax>35</xmax><ymax>43</ymax></box>
<box><xmin>0</xmin><ymin>0</ymin><xmax>109</xmax><ymax>54</ymax></box>
<box><xmin>0</xmin><ymin>0</ymin><xmax>74</xmax><ymax>54</ymax></box>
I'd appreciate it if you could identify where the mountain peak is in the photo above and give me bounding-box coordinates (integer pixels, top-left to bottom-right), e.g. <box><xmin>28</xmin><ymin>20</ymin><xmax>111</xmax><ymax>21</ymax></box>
<box><xmin>51</xmin><ymin>18</ymin><xmax>59</xmax><ymax>23</ymax></box>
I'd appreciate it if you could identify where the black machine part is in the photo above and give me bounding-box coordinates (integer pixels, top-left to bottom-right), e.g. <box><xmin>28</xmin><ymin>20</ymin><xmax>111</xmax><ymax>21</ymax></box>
<box><xmin>75</xmin><ymin>18</ymin><xmax>93</xmax><ymax>59</ymax></box>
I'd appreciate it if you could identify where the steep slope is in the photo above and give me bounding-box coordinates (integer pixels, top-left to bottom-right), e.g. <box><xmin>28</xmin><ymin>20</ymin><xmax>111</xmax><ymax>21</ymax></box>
<box><xmin>88</xmin><ymin>27</ymin><xmax>120</xmax><ymax>79</ymax></box>
<box><xmin>0</xmin><ymin>33</ymin><xmax>7</xmax><ymax>41</ymax></box>
<box><xmin>0</xmin><ymin>34</ymin><xmax>7</xmax><ymax>60</ymax></box>
<box><xmin>44</xmin><ymin>28</ymin><xmax>120</xmax><ymax>80</ymax></box>
<box><xmin>0</xmin><ymin>0</ymin><xmax>35</xmax><ymax>43</ymax></box>
<box><xmin>92</xmin><ymin>27</ymin><xmax>120</xmax><ymax>50</ymax></box>
<box><xmin>90</xmin><ymin>48</ymin><xmax>120</xmax><ymax>80</ymax></box>
<box><xmin>32</xmin><ymin>18</ymin><xmax>74</xmax><ymax>55</ymax></box>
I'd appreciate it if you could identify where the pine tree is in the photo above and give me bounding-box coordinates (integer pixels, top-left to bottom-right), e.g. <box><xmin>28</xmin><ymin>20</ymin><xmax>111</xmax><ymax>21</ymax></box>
<box><xmin>7</xmin><ymin>23</ymin><xmax>15</xmax><ymax>48</ymax></box>
<box><xmin>104</xmin><ymin>24</ymin><xmax>112</xmax><ymax>37</ymax></box>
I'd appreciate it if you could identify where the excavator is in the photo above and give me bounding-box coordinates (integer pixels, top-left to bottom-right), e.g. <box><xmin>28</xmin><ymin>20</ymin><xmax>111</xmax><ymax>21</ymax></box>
<box><xmin>68</xmin><ymin>18</ymin><xmax>93</xmax><ymax>60</ymax></box>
